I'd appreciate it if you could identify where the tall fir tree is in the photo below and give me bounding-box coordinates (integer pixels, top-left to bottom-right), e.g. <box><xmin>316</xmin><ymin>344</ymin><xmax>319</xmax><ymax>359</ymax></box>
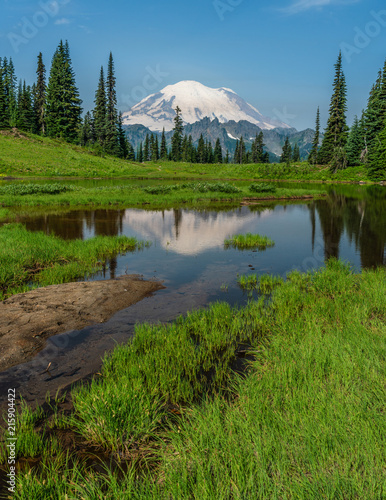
<box><xmin>362</xmin><ymin>59</ymin><xmax>386</xmax><ymax>161</ymax></box>
<box><xmin>0</xmin><ymin>65</ymin><xmax>6</xmax><ymax>128</ymax></box>
<box><xmin>80</xmin><ymin>111</ymin><xmax>94</xmax><ymax>146</ymax></box>
<box><xmin>234</xmin><ymin>137</ymin><xmax>246</xmax><ymax>163</ymax></box>
<box><xmin>171</xmin><ymin>106</ymin><xmax>184</xmax><ymax>161</ymax></box>
<box><xmin>137</xmin><ymin>142</ymin><xmax>143</xmax><ymax>162</ymax></box>
<box><xmin>117</xmin><ymin>112</ymin><xmax>129</xmax><ymax>158</ymax></box>
<box><xmin>292</xmin><ymin>143</ymin><xmax>300</xmax><ymax>162</ymax></box>
<box><xmin>251</xmin><ymin>131</ymin><xmax>265</xmax><ymax>163</ymax></box>
<box><xmin>308</xmin><ymin>107</ymin><xmax>320</xmax><ymax>165</ymax></box>
<box><xmin>105</xmin><ymin>52</ymin><xmax>119</xmax><ymax>155</ymax></box>
<box><xmin>16</xmin><ymin>80</ymin><xmax>34</xmax><ymax>131</ymax></box>
<box><xmin>214</xmin><ymin>138</ymin><xmax>222</xmax><ymax>163</ymax></box>
<box><xmin>34</xmin><ymin>52</ymin><xmax>46</xmax><ymax>135</ymax></box>
<box><xmin>367</xmin><ymin>122</ymin><xmax>386</xmax><ymax>180</ymax></box>
<box><xmin>93</xmin><ymin>66</ymin><xmax>107</xmax><ymax>148</ymax></box>
<box><xmin>160</xmin><ymin>128</ymin><xmax>167</xmax><ymax>159</ymax></box>
<box><xmin>143</xmin><ymin>134</ymin><xmax>150</xmax><ymax>161</ymax></box>
<box><xmin>317</xmin><ymin>52</ymin><xmax>348</xmax><ymax>170</ymax></box>
<box><xmin>187</xmin><ymin>135</ymin><xmax>195</xmax><ymax>162</ymax></box>
<box><xmin>280</xmin><ymin>136</ymin><xmax>292</xmax><ymax>165</ymax></box>
<box><xmin>181</xmin><ymin>134</ymin><xmax>188</xmax><ymax>162</ymax></box>
<box><xmin>2</xmin><ymin>57</ymin><xmax>17</xmax><ymax>127</ymax></box>
<box><xmin>46</xmin><ymin>40</ymin><xmax>82</xmax><ymax>141</ymax></box>
<box><xmin>346</xmin><ymin>115</ymin><xmax>365</xmax><ymax>166</ymax></box>
<box><xmin>197</xmin><ymin>134</ymin><xmax>205</xmax><ymax>163</ymax></box>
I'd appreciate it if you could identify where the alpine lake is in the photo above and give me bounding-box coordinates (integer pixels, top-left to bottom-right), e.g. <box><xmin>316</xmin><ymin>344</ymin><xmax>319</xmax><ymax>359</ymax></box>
<box><xmin>0</xmin><ymin>179</ymin><xmax>384</xmax><ymax>406</ymax></box>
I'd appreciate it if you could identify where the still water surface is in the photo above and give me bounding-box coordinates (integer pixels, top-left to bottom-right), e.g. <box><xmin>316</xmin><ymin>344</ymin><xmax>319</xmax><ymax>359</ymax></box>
<box><xmin>0</xmin><ymin>183</ymin><xmax>384</xmax><ymax>405</ymax></box>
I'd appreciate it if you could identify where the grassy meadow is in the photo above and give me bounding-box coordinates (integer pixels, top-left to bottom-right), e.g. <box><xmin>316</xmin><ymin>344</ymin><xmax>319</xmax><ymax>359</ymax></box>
<box><xmin>0</xmin><ymin>130</ymin><xmax>372</xmax><ymax>182</ymax></box>
<box><xmin>1</xmin><ymin>260</ymin><xmax>385</xmax><ymax>499</ymax></box>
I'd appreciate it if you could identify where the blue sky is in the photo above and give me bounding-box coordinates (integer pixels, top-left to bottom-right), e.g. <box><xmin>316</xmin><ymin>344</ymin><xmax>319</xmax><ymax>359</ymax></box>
<box><xmin>1</xmin><ymin>0</ymin><xmax>386</xmax><ymax>130</ymax></box>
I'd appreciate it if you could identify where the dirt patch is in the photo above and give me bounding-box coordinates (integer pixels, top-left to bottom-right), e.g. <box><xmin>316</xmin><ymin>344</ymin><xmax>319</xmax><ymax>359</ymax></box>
<box><xmin>0</xmin><ymin>276</ymin><xmax>164</xmax><ymax>372</ymax></box>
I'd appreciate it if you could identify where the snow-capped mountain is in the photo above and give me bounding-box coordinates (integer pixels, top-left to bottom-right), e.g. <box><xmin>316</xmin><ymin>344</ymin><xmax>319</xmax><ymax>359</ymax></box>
<box><xmin>122</xmin><ymin>80</ymin><xmax>291</xmax><ymax>132</ymax></box>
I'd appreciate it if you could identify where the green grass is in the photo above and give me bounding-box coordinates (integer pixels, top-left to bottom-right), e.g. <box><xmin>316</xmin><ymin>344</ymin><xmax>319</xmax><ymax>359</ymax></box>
<box><xmin>238</xmin><ymin>273</ymin><xmax>284</xmax><ymax>292</ymax></box>
<box><xmin>0</xmin><ymin>223</ymin><xmax>149</xmax><ymax>299</ymax></box>
<box><xmin>2</xmin><ymin>260</ymin><xmax>384</xmax><ymax>498</ymax></box>
<box><xmin>0</xmin><ymin>130</ymin><xmax>373</xmax><ymax>182</ymax></box>
<box><xmin>0</xmin><ymin>181</ymin><xmax>326</xmax><ymax>218</ymax></box>
<box><xmin>224</xmin><ymin>232</ymin><xmax>275</xmax><ymax>250</ymax></box>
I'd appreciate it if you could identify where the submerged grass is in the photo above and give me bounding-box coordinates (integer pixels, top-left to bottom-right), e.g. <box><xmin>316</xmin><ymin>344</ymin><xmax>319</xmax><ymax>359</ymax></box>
<box><xmin>238</xmin><ymin>273</ymin><xmax>284</xmax><ymax>292</ymax></box>
<box><xmin>2</xmin><ymin>260</ymin><xmax>385</xmax><ymax>498</ymax></box>
<box><xmin>0</xmin><ymin>223</ymin><xmax>149</xmax><ymax>299</ymax></box>
<box><xmin>224</xmin><ymin>232</ymin><xmax>275</xmax><ymax>250</ymax></box>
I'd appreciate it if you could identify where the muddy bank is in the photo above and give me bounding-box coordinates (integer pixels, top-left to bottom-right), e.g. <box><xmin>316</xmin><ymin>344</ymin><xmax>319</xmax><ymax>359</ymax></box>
<box><xmin>0</xmin><ymin>276</ymin><xmax>164</xmax><ymax>372</ymax></box>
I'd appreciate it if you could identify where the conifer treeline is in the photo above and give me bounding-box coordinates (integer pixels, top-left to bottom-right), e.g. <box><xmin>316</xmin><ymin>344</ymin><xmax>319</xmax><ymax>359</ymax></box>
<box><xmin>0</xmin><ymin>42</ymin><xmax>385</xmax><ymax>178</ymax></box>
<box><xmin>0</xmin><ymin>41</ymin><xmax>133</xmax><ymax>160</ymax></box>
<box><xmin>309</xmin><ymin>52</ymin><xmax>386</xmax><ymax>179</ymax></box>
<box><xmin>137</xmin><ymin>127</ymin><xmax>271</xmax><ymax>164</ymax></box>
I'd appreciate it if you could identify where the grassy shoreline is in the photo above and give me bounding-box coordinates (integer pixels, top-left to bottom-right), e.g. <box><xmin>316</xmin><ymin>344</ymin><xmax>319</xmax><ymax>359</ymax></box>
<box><xmin>0</xmin><ymin>223</ymin><xmax>150</xmax><ymax>299</ymax></box>
<box><xmin>0</xmin><ymin>181</ymin><xmax>327</xmax><ymax>223</ymax></box>
<box><xmin>1</xmin><ymin>260</ymin><xmax>385</xmax><ymax>499</ymax></box>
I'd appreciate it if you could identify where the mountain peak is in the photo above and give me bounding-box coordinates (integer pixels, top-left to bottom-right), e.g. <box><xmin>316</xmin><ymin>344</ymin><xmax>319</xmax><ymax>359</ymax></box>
<box><xmin>122</xmin><ymin>80</ymin><xmax>291</xmax><ymax>132</ymax></box>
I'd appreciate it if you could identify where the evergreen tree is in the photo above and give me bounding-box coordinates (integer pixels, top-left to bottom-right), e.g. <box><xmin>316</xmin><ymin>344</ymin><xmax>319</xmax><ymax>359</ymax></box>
<box><xmin>308</xmin><ymin>107</ymin><xmax>320</xmax><ymax>165</ymax></box>
<box><xmin>317</xmin><ymin>52</ymin><xmax>348</xmax><ymax>170</ymax></box>
<box><xmin>346</xmin><ymin>115</ymin><xmax>365</xmax><ymax>166</ymax></box>
<box><xmin>160</xmin><ymin>128</ymin><xmax>167</xmax><ymax>159</ymax></box>
<box><xmin>280</xmin><ymin>136</ymin><xmax>292</xmax><ymax>165</ymax></box>
<box><xmin>251</xmin><ymin>131</ymin><xmax>265</xmax><ymax>163</ymax></box>
<box><xmin>234</xmin><ymin>137</ymin><xmax>246</xmax><ymax>163</ymax></box>
<box><xmin>46</xmin><ymin>40</ymin><xmax>82</xmax><ymax>141</ymax></box>
<box><xmin>361</xmin><ymin>60</ymin><xmax>386</xmax><ymax>162</ymax></box>
<box><xmin>117</xmin><ymin>112</ymin><xmax>129</xmax><ymax>158</ymax></box>
<box><xmin>2</xmin><ymin>58</ymin><xmax>17</xmax><ymax>127</ymax></box>
<box><xmin>80</xmin><ymin>111</ymin><xmax>93</xmax><ymax>146</ymax></box>
<box><xmin>150</xmin><ymin>133</ymin><xmax>159</xmax><ymax>161</ymax></box>
<box><xmin>34</xmin><ymin>52</ymin><xmax>46</xmax><ymax>135</ymax></box>
<box><xmin>197</xmin><ymin>134</ymin><xmax>205</xmax><ymax>163</ymax></box>
<box><xmin>367</xmin><ymin>122</ymin><xmax>386</xmax><ymax>180</ymax></box>
<box><xmin>292</xmin><ymin>143</ymin><xmax>300</xmax><ymax>162</ymax></box>
<box><xmin>262</xmin><ymin>151</ymin><xmax>270</xmax><ymax>163</ymax></box>
<box><xmin>137</xmin><ymin>142</ymin><xmax>143</xmax><ymax>162</ymax></box>
<box><xmin>105</xmin><ymin>52</ymin><xmax>119</xmax><ymax>155</ymax></box>
<box><xmin>206</xmin><ymin>140</ymin><xmax>214</xmax><ymax>163</ymax></box>
<box><xmin>153</xmin><ymin>135</ymin><xmax>159</xmax><ymax>161</ymax></box>
<box><xmin>0</xmin><ymin>66</ymin><xmax>6</xmax><ymax>128</ymax></box>
<box><xmin>143</xmin><ymin>134</ymin><xmax>150</xmax><ymax>161</ymax></box>
<box><xmin>224</xmin><ymin>149</ymin><xmax>229</xmax><ymax>164</ymax></box>
<box><xmin>234</xmin><ymin>140</ymin><xmax>239</xmax><ymax>163</ymax></box>
<box><xmin>127</xmin><ymin>142</ymin><xmax>135</xmax><ymax>161</ymax></box>
<box><xmin>181</xmin><ymin>134</ymin><xmax>189</xmax><ymax>162</ymax></box>
<box><xmin>93</xmin><ymin>66</ymin><xmax>107</xmax><ymax>148</ymax></box>
<box><xmin>187</xmin><ymin>135</ymin><xmax>195</xmax><ymax>162</ymax></box>
<box><xmin>214</xmin><ymin>138</ymin><xmax>222</xmax><ymax>163</ymax></box>
<box><xmin>171</xmin><ymin>106</ymin><xmax>184</xmax><ymax>161</ymax></box>
<box><xmin>17</xmin><ymin>81</ymin><xmax>34</xmax><ymax>131</ymax></box>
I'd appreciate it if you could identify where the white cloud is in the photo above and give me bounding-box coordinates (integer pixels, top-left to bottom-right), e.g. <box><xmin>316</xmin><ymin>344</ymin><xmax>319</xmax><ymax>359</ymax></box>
<box><xmin>54</xmin><ymin>17</ymin><xmax>70</xmax><ymax>25</ymax></box>
<box><xmin>283</xmin><ymin>0</ymin><xmax>360</xmax><ymax>15</ymax></box>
